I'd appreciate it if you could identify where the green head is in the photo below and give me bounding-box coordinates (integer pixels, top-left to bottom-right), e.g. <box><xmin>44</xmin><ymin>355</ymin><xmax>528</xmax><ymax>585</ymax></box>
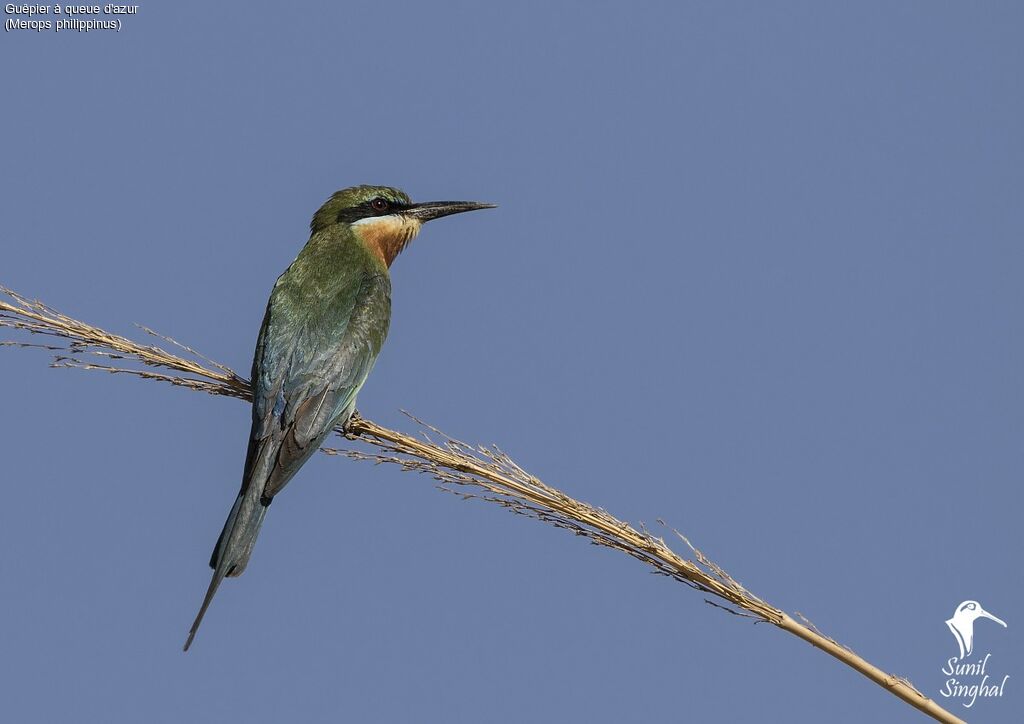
<box><xmin>311</xmin><ymin>185</ymin><xmax>495</xmax><ymax>267</ymax></box>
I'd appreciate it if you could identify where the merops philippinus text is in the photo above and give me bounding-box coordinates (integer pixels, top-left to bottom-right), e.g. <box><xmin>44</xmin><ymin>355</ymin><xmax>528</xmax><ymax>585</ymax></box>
<box><xmin>184</xmin><ymin>185</ymin><xmax>494</xmax><ymax>650</ymax></box>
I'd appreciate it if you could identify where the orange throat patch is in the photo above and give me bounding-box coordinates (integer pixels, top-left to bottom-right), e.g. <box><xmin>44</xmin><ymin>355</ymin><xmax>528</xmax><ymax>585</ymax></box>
<box><xmin>352</xmin><ymin>215</ymin><xmax>422</xmax><ymax>267</ymax></box>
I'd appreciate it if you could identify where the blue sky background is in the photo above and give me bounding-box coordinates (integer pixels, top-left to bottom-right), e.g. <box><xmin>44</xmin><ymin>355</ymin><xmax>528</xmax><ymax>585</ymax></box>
<box><xmin>1</xmin><ymin>2</ymin><xmax>1020</xmax><ymax>722</ymax></box>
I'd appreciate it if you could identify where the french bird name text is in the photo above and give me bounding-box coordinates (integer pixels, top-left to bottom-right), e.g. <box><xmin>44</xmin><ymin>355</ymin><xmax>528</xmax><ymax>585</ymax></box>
<box><xmin>4</xmin><ymin>4</ymin><xmax>137</xmax><ymax>32</ymax></box>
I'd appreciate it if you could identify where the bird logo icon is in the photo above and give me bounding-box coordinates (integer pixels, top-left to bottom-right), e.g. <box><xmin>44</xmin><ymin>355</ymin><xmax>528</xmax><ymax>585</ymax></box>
<box><xmin>946</xmin><ymin>601</ymin><xmax>1007</xmax><ymax>659</ymax></box>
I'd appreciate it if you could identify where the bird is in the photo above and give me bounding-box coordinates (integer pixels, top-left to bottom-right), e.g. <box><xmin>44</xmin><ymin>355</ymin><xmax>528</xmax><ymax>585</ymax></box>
<box><xmin>945</xmin><ymin>600</ymin><xmax>1007</xmax><ymax>659</ymax></box>
<box><xmin>184</xmin><ymin>185</ymin><xmax>494</xmax><ymax>650</ymax></box>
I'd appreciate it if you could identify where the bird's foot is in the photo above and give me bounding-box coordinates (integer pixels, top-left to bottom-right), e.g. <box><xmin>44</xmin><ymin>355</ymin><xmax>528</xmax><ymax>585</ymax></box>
<box><xmin>341</xmin><ymin>410</ymin><xmax>362</xmax><ymax>439</ymax></box>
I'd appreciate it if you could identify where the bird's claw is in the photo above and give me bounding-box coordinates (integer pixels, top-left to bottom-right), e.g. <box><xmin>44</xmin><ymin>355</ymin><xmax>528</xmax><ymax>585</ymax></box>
<box><xmin>341</xmin><ymin>410</ymin><xmax>362</xmax><ymax>439</ymax></box>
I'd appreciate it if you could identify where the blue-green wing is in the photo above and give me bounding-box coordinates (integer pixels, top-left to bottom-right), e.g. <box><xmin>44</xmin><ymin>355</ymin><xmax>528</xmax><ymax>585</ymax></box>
<box><xmin>245</xmin><ymin>269</ymin><xmax>391</xmax><ymax>501</ymax></box>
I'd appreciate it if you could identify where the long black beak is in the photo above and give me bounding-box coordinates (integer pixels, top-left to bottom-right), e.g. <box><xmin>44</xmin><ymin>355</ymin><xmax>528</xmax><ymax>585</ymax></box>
<box><xmin>404</xmin><ymin>201</ymin><xmax>496</xmax><ymax>222</ymax></box>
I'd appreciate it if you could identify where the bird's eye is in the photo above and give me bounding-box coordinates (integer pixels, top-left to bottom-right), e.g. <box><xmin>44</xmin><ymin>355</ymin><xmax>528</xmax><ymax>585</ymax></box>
<box><xmin>370</xmin><ymin>198</ymin><xmax>389</xmax><ymax>212</ymax></box>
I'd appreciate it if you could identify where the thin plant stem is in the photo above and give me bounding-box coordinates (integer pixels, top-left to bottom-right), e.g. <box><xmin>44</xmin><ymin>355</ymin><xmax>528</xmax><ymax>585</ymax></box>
<box><xmin>0</xmin><ymin>286</ymin><xmax>964</xmax><ymax>724</ymax></box>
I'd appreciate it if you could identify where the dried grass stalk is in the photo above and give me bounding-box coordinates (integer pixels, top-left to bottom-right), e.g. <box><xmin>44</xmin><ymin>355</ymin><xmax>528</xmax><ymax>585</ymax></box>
<box><xmin>0</xmin><ymin>286</ymin><xmax>963</xmax><ymax>724</ymax></box>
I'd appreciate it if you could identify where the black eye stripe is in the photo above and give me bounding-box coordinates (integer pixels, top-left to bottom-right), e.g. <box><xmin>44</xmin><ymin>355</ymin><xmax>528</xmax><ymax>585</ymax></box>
<box><xmin>335</xmin><ymin>199</ymin><xmax>409</xmax><ymax>224</ymax></box>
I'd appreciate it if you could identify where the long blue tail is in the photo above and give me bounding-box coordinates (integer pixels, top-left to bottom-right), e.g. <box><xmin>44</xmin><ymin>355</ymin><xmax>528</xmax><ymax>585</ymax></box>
<box><xmin>183</xmin><ymin>484</ymin><xmax>268</xmax><ymax>651</ymax></box>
